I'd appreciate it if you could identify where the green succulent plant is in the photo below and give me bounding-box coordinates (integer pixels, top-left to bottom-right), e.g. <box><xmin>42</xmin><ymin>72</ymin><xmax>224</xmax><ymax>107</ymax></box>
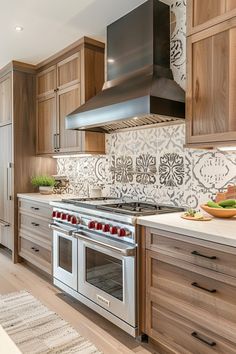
<box><xmin>31</xmin><ymin>175</ymin><xmax>55</xmax><ymax>187</ymax></box>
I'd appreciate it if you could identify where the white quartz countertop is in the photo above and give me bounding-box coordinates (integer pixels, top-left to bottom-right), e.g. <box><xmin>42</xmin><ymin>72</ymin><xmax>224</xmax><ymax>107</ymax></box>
<box><xmin>17</xmin><ymin>193</ymin><xmax>76</xmax><ymax>204</ymax></box>
<box><xmin>137</xmin><ymin>212</ymin><xmax>236</xmax><ymax>247</ymax></box>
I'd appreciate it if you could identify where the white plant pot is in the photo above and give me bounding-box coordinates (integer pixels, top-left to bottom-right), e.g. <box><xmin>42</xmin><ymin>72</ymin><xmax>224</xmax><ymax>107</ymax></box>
<box><xmin>39</xmin><ymin>186</ymin><xmax>53</xmax><ymax>195</ymax></box>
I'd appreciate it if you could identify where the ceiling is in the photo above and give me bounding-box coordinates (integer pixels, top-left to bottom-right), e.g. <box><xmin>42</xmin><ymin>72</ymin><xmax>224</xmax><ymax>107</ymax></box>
<box><xmin>0</xmin><ymin>0</ymin><xmax>156</xmax><ymax>69</ymax></box>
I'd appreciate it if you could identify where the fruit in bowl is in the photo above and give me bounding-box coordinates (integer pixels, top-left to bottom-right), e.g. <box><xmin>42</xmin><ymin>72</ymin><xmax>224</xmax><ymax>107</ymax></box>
<box><xmin>201</xmin><ymin>199</ymin><xmax>236</xmax><ymax>218</ymax></box>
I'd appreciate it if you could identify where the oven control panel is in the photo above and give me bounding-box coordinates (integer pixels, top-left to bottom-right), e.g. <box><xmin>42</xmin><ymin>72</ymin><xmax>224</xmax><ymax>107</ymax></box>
<box><xmin>52</xmin><ymin>208</ymin><xmax>135</xmax><ymax>243</ymax></box>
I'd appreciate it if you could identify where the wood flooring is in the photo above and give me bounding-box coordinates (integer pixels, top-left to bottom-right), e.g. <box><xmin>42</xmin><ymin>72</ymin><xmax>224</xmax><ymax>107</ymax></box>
<box><xmin>0</xmin><ymin>249</ymin><xmax>158</xmax><ymax>354</ymax></box>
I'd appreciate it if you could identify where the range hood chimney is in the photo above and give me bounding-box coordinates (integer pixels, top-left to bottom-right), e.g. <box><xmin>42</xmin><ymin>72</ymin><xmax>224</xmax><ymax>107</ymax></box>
<box><xmin>66</xmin><ymin>0</ymin><xmax>185</xmax><ymax>133</ymax></box>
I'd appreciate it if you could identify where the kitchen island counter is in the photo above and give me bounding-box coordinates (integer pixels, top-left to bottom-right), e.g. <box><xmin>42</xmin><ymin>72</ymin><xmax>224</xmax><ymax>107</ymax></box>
<box><xmin>137</xmin><ymin>212</ymin><xmax>236</xmax><ymax>247</ymax></box>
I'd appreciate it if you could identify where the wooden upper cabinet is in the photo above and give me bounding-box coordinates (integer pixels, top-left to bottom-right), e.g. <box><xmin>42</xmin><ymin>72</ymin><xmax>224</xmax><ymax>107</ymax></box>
<box><xmin>37</xmin><ymin>66</ymin><xmax>56</xmax><ymax>98</ymax></box>
<box><xmin>57</xmin><ymin>53</ymin><xmax>80</xmax><ymax>90</ymax></box>
<box><xmin>57</xmin><ymin>83</ymin><xmax>81</xmax><ymax>152</ymax></box>
<box><xmin>186</xmin><ymin>16</ymin><xmax>236</xmax><ymax>147</ymax></box>
<box><xmin>0</xmin><ymin>73</ymin><xmax>12</xmax><ymax>126</ymax></box>
<box><xmin>36</xmin><ymin>38</ymin><xmax>105</xmax><ymax>155</ymax></box>
<box><xmin>36</xmin><ymin>93</ymin><xmax>57</xmax><ymax>154</ymax></box>
<box><xmin>188</xmin><ymin>0</ymin><xmax>236</xmax><ymax>35</ymax></box>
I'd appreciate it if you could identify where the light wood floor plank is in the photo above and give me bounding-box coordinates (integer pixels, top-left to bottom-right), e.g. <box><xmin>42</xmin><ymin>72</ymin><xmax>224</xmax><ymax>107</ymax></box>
<box><xmin>0</xmin><ymin>250</ymin><xmax>156</xmax><ymax>354</ymax></box>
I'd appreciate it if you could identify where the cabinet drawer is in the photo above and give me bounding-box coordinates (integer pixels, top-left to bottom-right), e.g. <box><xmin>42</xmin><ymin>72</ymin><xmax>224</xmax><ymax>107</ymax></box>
<box><xmin>147</xmin><ymin>305</ymin><xmax>236</xmax><ymax>354</ymax></box>
<box><xmin>19</xmin><ymin>199</ymin><xmax>52</xmax><ymax>219</ymax></box>
<box><xmin>146</xmin><ymin>228</ymin><xmax>236</xmax><ymax>278</ymax></box>
<box><xmin>19</xmin><ymin>237</ymin><xmax>51</xmax><ymax>274</ymax></box>
<box><xmin>148</xmin><ymin>253</ymin><xmax>236</xmax><ymax>328</ymax></box>
<box><xmin>19</xmin><ymin>213</ymin><xmax>51</xmax><ymax>240</ymax></box>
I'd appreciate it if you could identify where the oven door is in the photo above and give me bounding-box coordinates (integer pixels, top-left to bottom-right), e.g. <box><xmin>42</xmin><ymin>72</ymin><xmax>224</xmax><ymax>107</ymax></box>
<box><xmin>52</xmin><ymin>225</ymin><xmax>78</xmax><ymax>291</ymax></box>
<box><xmin>76</xmin><ymin>232</ymin><xmax>136</xmax><ymax>327</ymax></box>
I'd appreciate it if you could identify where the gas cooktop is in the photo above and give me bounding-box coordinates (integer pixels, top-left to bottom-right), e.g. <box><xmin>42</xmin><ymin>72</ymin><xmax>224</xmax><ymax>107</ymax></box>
<box><xmin>60</xmin><ymin>198</ymin><xmax>184</xmax><ymax>216</ymax></box>
<box><xmin>98</xmin><ymin>201</ymin><xmax>184</xmax><ymax>216</ymax></box>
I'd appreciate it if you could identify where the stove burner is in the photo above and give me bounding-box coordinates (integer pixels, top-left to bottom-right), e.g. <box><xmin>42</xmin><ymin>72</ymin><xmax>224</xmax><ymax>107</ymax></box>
<box><xmin>98</xmin><ymin>202</ymin><xmax>184</xmax><ymax>216</ymax></box>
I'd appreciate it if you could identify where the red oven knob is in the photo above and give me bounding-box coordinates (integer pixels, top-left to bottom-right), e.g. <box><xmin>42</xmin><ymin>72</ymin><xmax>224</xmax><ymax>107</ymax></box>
<box><xmin>56</xmin><ymin>211</ymin><xmax>61</xmax><ymax>218</ymax></box>
<box><xmin>61</xmin><ymin>213</ymin><xmax>67</xmax><ymax>220</ymax></box>
<box><xmin>118</xmin><ymin>228</ymin><xmax>127</xmax><ymax>237</ymax></box>
<box><xmin>66</xmin><ymin>214</ymin><xmax>72</xmax><ymax>222</ymax></box>
<box><xmin>71</xmin><ymin>216</ymin><xmax>77</xmax><ymax>225</ymax></box>
<box><xmin>110</xmin><ymin>226</ymin><xmax>118</xmax><ymax>235</ymax></box>
<box><xmin>95</xmin><ymin>222</ymin><xmax>103</xmax><ymax>230</ymax></box>
<box><xmin>103</xmin><ymin>224</ymin><xmax>110</xmax><ymax>232</ymax></box>
<box><xmin>52</xmin><ymin>211</ymin><xmax>56</xmax><ymax>218</ymax></box>
<box><xmin>88</xmin><ymin>221</ymin><xmax>95</xmax><ymax>229</ymax></box>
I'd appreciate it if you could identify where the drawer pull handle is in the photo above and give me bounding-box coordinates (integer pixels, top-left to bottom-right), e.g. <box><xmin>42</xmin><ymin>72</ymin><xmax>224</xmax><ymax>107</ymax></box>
<box><xmin>35</xmin><ymin>249</ymin><xmax>39</xmax><ymax>252</ymax></box>
<box><xmin>31</xmin><ymin>222</ymin><xmax>40</xmax><ymax>227</ymax></box>
<box><xmin>31</xmin><ymin>247</ymin><xmax>35</xmax><ymax>250</ymax></box>
<box><xmin>191</xmin><ymin>282</ymin><xmax>217</xmax><ymax>293</ymax></box>
<box><xmin>191</xmin><ymin>332</ymin><xmax>216</xmax><ymax>347</ymax></box>
<box><xmin>191</xmin><ymin>250</ymin><xmax>217</xmax><ymax>260</ymax></box>
<box><xmin>31</xmin><ymin>207</ymin><xmax>39</xmax><ymax>211</ymax></box>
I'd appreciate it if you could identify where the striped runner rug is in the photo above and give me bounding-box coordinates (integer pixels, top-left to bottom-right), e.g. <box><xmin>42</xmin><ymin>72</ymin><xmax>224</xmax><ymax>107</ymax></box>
<box><xmin>0</xmin><ymin>290</ymin><xmax>102</xmax><ymax>354</ymax></box>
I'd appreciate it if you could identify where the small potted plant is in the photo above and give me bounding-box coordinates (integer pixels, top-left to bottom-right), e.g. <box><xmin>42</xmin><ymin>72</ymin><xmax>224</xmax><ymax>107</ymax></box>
<box><xmin>31</xmin><ymin>175</ymin><xmax>55</xmax><ymax>195</ymax></box>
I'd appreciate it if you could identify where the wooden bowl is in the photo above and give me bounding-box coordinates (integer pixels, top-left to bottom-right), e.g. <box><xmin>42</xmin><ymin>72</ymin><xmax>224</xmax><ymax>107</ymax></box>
<box><xmin>201</xmin><ymin>204</ymin><xmax>236</xmax><ymax>218</ymax></box>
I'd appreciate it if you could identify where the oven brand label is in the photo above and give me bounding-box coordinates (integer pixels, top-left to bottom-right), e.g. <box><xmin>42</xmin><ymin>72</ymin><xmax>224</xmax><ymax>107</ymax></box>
<box><xmin>97</xmin><ymin>294</ymin><xmax>110</xmax><ymax>307</ymax></box>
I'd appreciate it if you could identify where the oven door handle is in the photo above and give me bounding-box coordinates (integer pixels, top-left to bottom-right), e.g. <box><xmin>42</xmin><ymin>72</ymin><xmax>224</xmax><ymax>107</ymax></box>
<box><xmin>73</xmin><ymin>232</ymin><xmax>136</xmax><ymax>257</ymax></box>
<box><xmin>49</xmin><ymin>223</ymin><xmax>76</xmax><ymax>236</ymax></box>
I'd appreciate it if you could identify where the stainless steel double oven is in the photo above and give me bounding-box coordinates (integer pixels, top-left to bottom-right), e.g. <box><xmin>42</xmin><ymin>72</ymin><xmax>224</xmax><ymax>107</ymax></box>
<box><xmin>51</xmin><ymin>212</ymin><xmax>137</xmax><ymax>336</ymax></box>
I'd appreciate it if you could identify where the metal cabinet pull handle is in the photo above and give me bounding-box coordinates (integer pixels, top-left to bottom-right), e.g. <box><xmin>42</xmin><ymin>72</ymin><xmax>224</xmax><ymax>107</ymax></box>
<box><xmin>191</xmin><ymin>332</ymin><xmax>216</xmax><ymax>347</ymax></box>
<box><xmin>35</xmin><ymin>249</ymin><xmax>39</xmax><ymax>252</ymax></box>
<box><xmin>31</xmin><ymin>222</ymin><xmax>39</xmax><ymax>227</ymax></box>
<box><xmin>191</xmin><ymin>282</ymin><xmax>216</xmax><ymax>293</ymax></box>
<box><xmin>7</xmin><ymin>162</ymin><xmax>13</xmax><ymax>201</ymax></box>
<box><xmin>57</xmin><ymin>134</ymin><xmax>60</xmax><ymax>150</ymax></box>
<box><xmin>53</xmin><ymin>133</ymin><xmax>57</xmax><ymax>149</ymax></box>
<box><xmin>191</xmin><ymin>250</ymin><xmax>217</xmax><ymax>260</ymax></box>
<box><xmin>0</xmin><ymin>219</ymin><xmax>10</xmax><ymax>227</ymax></box>
<box><xmin>31</xmin><ymin>207</ymin><xmax>39</xmax><ymax>211</ymax></box>
<box><xmin>31</xmin><ymin>247</ymin><xmax>35</xmax><ymax>250</ymax></box>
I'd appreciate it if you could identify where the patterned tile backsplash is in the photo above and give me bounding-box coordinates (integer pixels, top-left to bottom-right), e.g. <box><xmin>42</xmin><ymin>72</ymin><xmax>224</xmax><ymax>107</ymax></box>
<box><xmin>57</xmin><ymin>123</ymin><xmax>236</xmax><ymax>208</ymax></box>
<box><xmin>57</xmin><ymin>0</ymin><xmax>236</xmax><ymax>208</ymax></box>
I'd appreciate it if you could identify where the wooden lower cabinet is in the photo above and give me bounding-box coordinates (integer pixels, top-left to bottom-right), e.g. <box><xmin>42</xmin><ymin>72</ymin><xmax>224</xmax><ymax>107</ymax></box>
<box><xmin>141</xmin><ymin>227</ymin><xmax>236</xmax><ymax>353</ymax></box>
<box><xmin>18</xmin><ymin>198</ymin><xmax>52</xmax><ymax>275</ymax></box>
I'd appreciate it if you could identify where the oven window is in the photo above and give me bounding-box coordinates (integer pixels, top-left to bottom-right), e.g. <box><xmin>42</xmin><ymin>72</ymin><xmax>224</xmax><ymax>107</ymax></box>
<box><xmin>59</xmin><ymin>236</ymin><xmax>72</xmax><ymax>273</ymax></box>
<box><xmin>86</xmin><ymin>247</ymin><xmax>123</xmax><ymax>301</ymax></box>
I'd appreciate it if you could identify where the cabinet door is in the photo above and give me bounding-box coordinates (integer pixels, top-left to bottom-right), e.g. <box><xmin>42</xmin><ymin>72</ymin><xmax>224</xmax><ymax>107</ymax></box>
<box><xmin>186</xmin><ymin>21</ymin><xmax>236</xmax><ymax>146</ymax></box>
<box><xmin>37</xmin><ymin>66</ymin><xmax>57</xmax><ymax>98</ymax></box>
<box><xmin>57</xmin><ymin>52</ymin><xmax>81</xmax><ymax>90</ymax></box>
<box><xmin>36</xmin><ymin>93</ymin><xmax>57</xmax><ymax>154</ymax></box>
<box><xmin>0</xmin><ymin>73</ymin><xmax>12</xmax><ymax>126</ymax></box>
<box><xmin>0</xmin><ymin>124</ymin><xmax>13</xmax><ymax>249</ymax></box>
<box><xmin>188</xmin><ymin>0</ymin><xmax>236</xmax><ymax>34</ymax></box>
<box><xmin>57</xmin><ymin>83</ymin><xmax>82</xmax><ymax>153</ymax></box>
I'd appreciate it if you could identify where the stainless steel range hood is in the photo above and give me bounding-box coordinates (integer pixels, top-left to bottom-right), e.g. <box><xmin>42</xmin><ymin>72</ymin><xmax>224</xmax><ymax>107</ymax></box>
<box><xmin>66</xmin><ymin>0</ymin><xmax>185</xmax><ymax>133</ymax></box>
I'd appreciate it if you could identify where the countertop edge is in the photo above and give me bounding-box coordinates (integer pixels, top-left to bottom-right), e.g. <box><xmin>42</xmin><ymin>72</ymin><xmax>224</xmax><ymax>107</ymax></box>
<box><xmin>137</xmin><ymin>218</ymin><xmax>236</xmax><ymax>248</ymax></box>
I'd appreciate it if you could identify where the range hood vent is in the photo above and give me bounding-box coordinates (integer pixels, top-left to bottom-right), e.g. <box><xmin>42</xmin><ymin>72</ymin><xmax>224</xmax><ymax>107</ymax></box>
<box><xmin>66</xmin><ymin>0</ymin><xmax>185</xmax><ymax>133</ymax></box>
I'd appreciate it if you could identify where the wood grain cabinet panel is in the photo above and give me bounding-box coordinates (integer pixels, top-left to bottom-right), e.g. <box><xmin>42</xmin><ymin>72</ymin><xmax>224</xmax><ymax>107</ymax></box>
<box><xmin>146</xmin><ymin>228</ymin><xmax>236</xmax><ymax>278</ymax></box>
<box><xmin>36</xmin><ymin>38</ymin><xmax>105</xmax><ymax>156</ymax></box>
<box><xmin>57</xmin><ymin>53</ymin><xmax>80</xmax><ymax>89</ymax></box>
<box><xmin>141</xmin><ymin>227</ymin><xmax>236</xmax><ymax>353</ymax></box>
<box><xmin>57</xmin><ymin>83</ymin><xmax>82</xmax><ymax>153</ymax></box>
<box><xmin>19</xmin><ymin>235</ymin><xmax>51</xmax><ymax>275</ymax></box>
<box><xmin>186</xmin><ymin>21</ymin><xmax>236</xmax><ymax>147</ymax></box>
<box><xmin>0</xmin><ymin>73</ymin><xmax>12</xmax><ymax>126</ymax></box>
<box><xmin>37</xmin><ymin>66</ymin><xmax>56</xmax><ymax>98</ymax></box>
<box><xmin>193</xmin><ymin>0</ymin><xmax>225</xmax><ymax>28</ymax></box>
<box><xmin>188</xmin><ymin>0</ymin><xmax>236</xmax><ymax>35</ymax></box>
<box><xmin>226</xmin><ymin>0</ymin><xmax>236</xmax><ymax>11</ymax></box>
<box><xmin>36</xmin><ymin>93</ymin><xmax>57</xmax><ymax>154</ymax></box>
<box><xmin>146</xmin><ymin>304</ymin><xmax>236</xmax><ymax>354</ymax></box>
<box><xmin>147</xmin><ymin>255</ymin><xmax>236</xmax><ymax>331</ymax></box>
